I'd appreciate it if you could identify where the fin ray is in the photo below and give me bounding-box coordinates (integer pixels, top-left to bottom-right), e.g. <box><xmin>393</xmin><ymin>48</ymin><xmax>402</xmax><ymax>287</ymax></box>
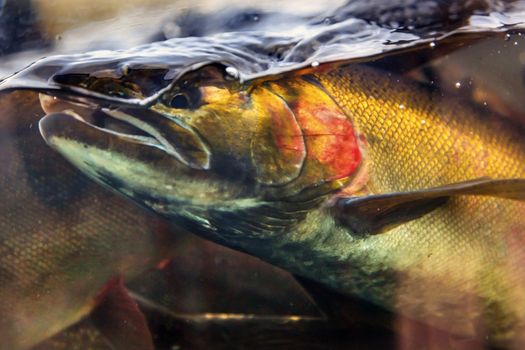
<box><xmin>335</xmin><ymin>178</ymin><xmax>525</xmax><ymax>235</ymax></box>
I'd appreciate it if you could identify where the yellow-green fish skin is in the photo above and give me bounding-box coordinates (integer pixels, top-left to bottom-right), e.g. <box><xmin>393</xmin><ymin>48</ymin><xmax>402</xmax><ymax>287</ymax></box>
<box><xmin>309</xmin><ymin>65</ymin><xmax>525</xmax><ymax>342</ymax></box>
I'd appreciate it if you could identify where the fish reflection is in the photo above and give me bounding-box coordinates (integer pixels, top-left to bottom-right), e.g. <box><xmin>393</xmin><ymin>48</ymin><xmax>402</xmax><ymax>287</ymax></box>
<box><xmin>0</xmin><ymin>91</ymin><xmax>182</xmax><ymax>350</ymax></box>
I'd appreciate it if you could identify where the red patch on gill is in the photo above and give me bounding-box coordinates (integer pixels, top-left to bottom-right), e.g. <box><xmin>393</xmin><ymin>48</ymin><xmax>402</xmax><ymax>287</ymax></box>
<box><xmin>294</xmin><ymin>100</ymin><xmax>361</xmax><ymax>181</ymax></box>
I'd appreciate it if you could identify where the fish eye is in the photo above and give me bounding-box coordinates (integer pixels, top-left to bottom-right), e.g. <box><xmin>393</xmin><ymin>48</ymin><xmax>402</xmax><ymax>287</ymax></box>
<box><xmin>164</xmin><ymin>87</ymin><xmax>202</xmax><ymax>109</ymax></box>
<box><xmin>169</xmin><ymin>93</ymin><xmax>191</xmax><ymax>109</ymax></box>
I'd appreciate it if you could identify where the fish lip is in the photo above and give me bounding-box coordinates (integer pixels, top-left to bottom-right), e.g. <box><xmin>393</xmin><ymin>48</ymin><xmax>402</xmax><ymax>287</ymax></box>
<box><xmin>100</xmin><ymin>107</ymin><xmax>212</xmax><ymax>170</ymax></box>
<box><xmin>38</xmin><ymin>109</ymin><xmax>166</xmax><ymax>153</ymax></box>
<box><xmin>39</xmin><ymin>95</ymin><xmax>165</xmax><ymax>153</ymax></box>
<box><xmin>38</xmin><ymin>93</ymin><xmax>212</xmax><ymax>170</ymax></box>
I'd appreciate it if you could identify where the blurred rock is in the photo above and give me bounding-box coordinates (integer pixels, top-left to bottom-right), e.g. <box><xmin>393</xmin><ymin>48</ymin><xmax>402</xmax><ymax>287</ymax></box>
<box><xmin>0</xmin><ymin>0</ymin><xmax>48</xmax><ymax>55</ymax></box>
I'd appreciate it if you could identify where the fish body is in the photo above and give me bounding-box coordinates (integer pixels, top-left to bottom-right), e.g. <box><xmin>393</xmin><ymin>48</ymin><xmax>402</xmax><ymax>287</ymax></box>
<box><xmin>282</xmin><ymin>66</ymin><xmax>525</xmax><ymax>340</ymax></box>
<box><xmin>190</xmin><ymin>65</ymin><xmax>525</xmax><ymax>341</ymax></box>
<box><xmin>0</xmin><ymin>91</ymin><xmax>178</xmax><ymax>350</ymax></box>
<box><xmin>12</xmin><ymin>58</ymin><xmax>525</xmax><ymax>345</ymax></box>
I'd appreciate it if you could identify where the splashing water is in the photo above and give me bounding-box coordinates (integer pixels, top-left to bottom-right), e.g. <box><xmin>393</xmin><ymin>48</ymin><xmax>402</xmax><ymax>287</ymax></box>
<box><xmin>2</xmin><ymin>0</ymin><xmax>525</xmax><ymax>97</ymax></box>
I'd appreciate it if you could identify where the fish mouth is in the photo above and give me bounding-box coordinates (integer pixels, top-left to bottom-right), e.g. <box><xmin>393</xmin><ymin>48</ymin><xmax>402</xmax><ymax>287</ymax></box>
<box><xmin>38</xmin><ymin>94</ymin><xmax>211</xmax><ymax>170</ymax></box>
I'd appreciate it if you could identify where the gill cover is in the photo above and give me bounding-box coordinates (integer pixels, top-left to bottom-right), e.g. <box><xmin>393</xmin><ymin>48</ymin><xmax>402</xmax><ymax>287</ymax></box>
<box><xmin>250</xmin><ymin>77</ymin><xmax>362</xmax><ymax>197</ymax></box>
<box><xmin>250</xmin><ymin>87</ymin><xmax>306</xmax><ymax>186</ymax></box>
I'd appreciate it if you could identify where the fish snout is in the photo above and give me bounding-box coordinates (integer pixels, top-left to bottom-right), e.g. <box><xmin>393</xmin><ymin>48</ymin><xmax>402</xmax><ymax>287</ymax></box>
<box><xmin>102</xmin><ymin>107</ymin><xmax>211</xmax><ymax>170</ymax></box>
<box><xmin>38</xmin><ymin>93</ymin><xmax>211</xmax><ymax>171</ymax></box>
<box><xmin>40</xmin><ymin>93</ymin><xmax>95</xmax><ymax>118</ymax></box>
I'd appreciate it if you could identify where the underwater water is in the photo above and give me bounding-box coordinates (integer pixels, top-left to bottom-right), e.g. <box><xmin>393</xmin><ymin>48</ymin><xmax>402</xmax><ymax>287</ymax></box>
<box><xmin>2</xmin><ymin>0</ymin><xmax>525</xmax><ymax>349</ymax></box>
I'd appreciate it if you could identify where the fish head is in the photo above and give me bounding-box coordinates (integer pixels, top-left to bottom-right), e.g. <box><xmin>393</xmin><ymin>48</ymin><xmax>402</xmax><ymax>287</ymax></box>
<box><xmin>5</xmin><ymin>58</ymin><xmax>363</xmax><ymax>242</ymax></box>
<box><xmin>36</xmin><ymin>65</ymin><xmax>260</xmax><ymax>220</ymax></box>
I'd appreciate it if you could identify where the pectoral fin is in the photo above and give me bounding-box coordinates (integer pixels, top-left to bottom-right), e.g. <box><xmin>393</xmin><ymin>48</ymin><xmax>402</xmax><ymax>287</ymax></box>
<box><xmin>90</xmin><ymin>276</ymin><xmax>154</xmax><ymax>350</ymax></box>
<box><xmin>334</xmin><ymin>178</ymin><xmax>525</xmax><ymax>235</ymax></box>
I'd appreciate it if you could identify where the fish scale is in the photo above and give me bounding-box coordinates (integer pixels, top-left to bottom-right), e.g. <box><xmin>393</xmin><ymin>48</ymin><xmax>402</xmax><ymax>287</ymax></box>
<box><xmin>315</xmin><ymin>65</ymin><xmax>525</xmax><ymax>340</ymax></box>
<box><xmin>0</xmin><ymin>91</ymin><xmax>178</xmax><ymax>350</ymax></box>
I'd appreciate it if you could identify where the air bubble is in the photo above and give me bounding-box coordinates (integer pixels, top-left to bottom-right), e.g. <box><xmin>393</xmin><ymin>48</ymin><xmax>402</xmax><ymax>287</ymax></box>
<box><xmin>225</xmin><ymin>66</ymin><xmax>239</xmax><ymax>80</ymax></box>
<box><xmin>311</xmin><ymin>61</ymin><xmax>320</xmax><ymax>67</ymax></box>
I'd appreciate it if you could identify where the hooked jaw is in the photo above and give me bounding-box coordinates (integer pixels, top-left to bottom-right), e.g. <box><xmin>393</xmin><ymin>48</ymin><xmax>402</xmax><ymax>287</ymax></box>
<box><xmin>37</xmin><ymin>93</ymin><xmax>241</xmax><ymax>214</ymax></box>
<box><xmin>38</xmin><ymin>107</ymin><xmax>184</xmax><ymax>207</ymax></box>
<box><xmin>39</xmin><ymin>94</ymin><xmax>211</xmax><ymax>170</ymax></box>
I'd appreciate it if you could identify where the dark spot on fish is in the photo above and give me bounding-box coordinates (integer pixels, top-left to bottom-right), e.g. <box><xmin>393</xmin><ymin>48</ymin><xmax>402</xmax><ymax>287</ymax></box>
<box><xmin>92</xmin><ymin>169</ymin><xmax>174</xmax><ymax>215</ymax></box>
<box><xmin>93</xmin><ymin>169</ymin><xmax>128</xmax><ymax>193</ymax></box>
<box><xmin>366</xmin><ymin>134</ymin><xmax>380</xmax><ymax>145</ymax></box>
<box><xmin>210</xmin><ymin>154</ymin><xmax>255</xmax><ymax>189</ymax></box>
